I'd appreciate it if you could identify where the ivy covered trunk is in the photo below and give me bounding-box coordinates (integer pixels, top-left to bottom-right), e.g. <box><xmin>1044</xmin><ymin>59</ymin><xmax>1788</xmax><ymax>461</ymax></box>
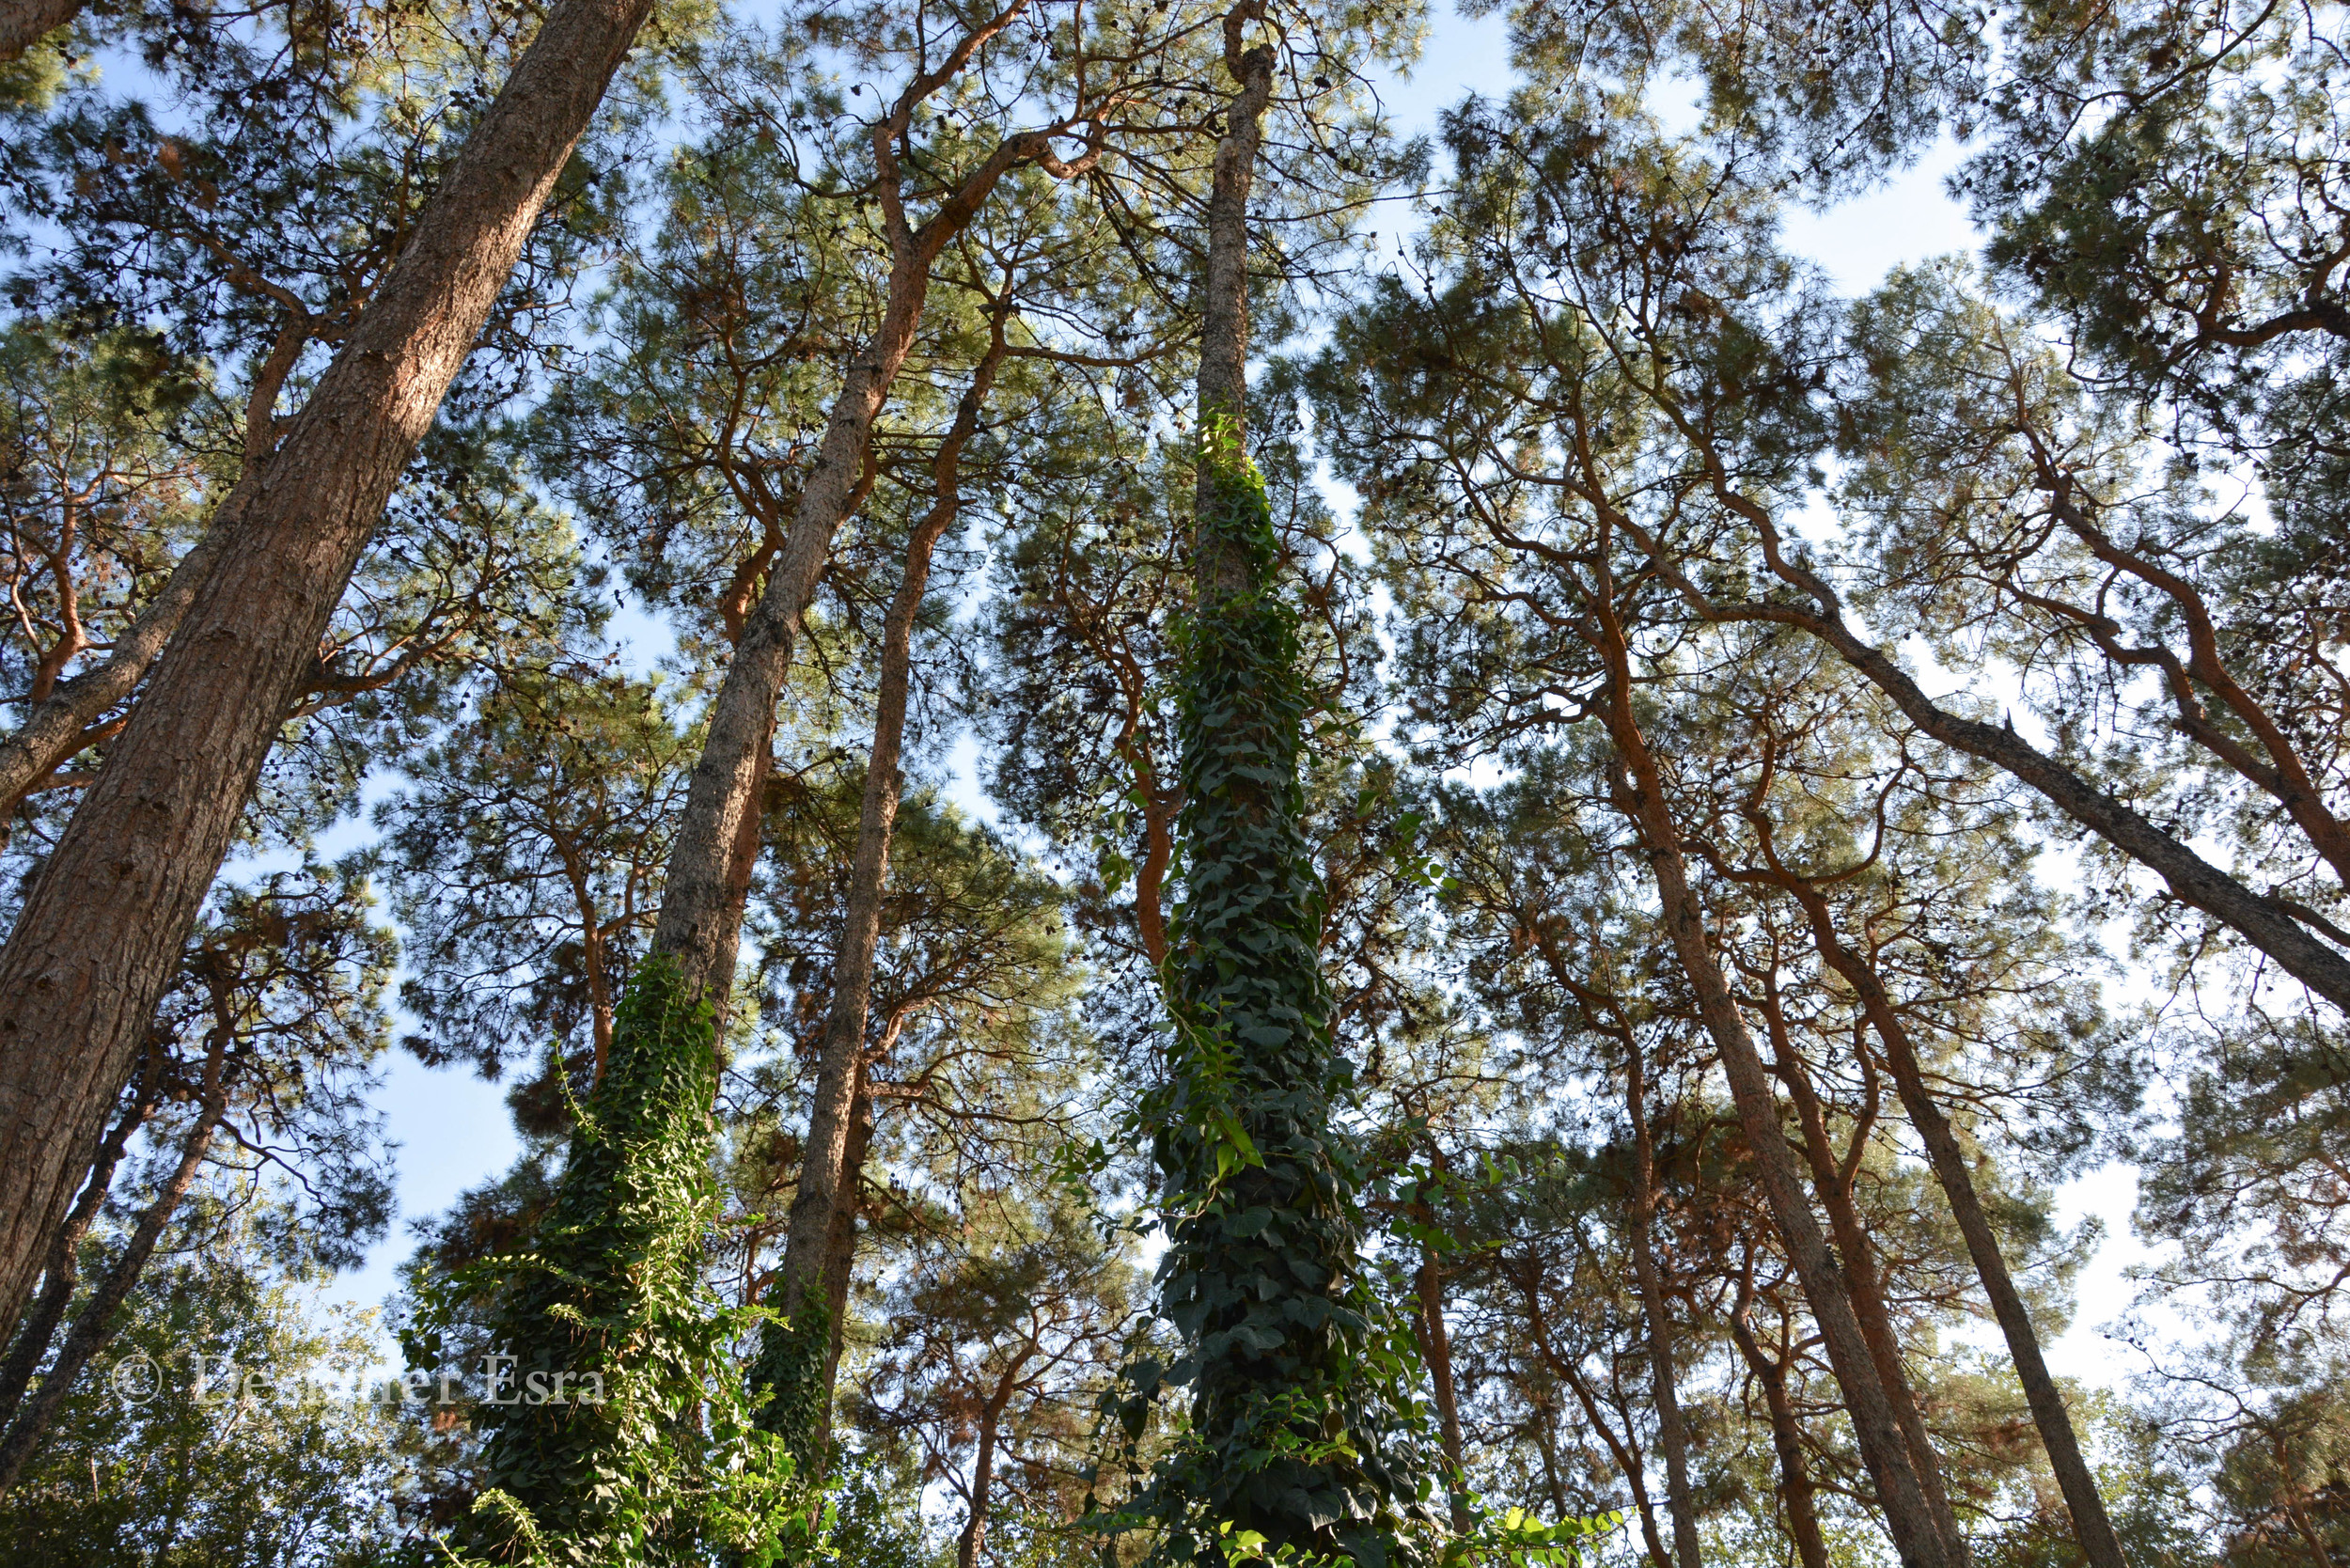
<box><xmin>1145</xmin><ymin>13</ymin><xmax>1424</xmax><ymax>1563</ymax></box>
<box><xmin>449</xmin><ymin>956</ymin><xmax>802</xmax><ymax>1564</ymax></box>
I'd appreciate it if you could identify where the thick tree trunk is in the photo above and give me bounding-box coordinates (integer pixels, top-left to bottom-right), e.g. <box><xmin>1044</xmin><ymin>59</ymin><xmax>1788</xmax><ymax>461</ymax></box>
<box><xmin>1624</xmin><ymin>1047</ymin><xmax>1703</xmax><ymax>1568</ymax></box>
<box><xmin>1415</xmin><ymin>1255</ymin><xmax>1471</xmax><ymax>1532</ymax></box>
<box><xmin>0</xmin><ymin>527</ymin><xmax>227</xmax><ymax>828</ymax></box>
<box><xmin>771</xmin><ymin>321</ymin><xmax>1007</xmax><ymax>1326</ymax></box>
<box><xmin>0</xmin><ymin>0</ymin><xmax>78</xmax><ymax>61</ymax></box>
<box><xmin>0</xmin><ymin>0</ymin><xmax>659</xmax><ymax>1352</ymax></box>
<box><xmin>1159</xmin><ymin>10</ymin><xmax>1416</xmax><ymax>1553</ymax></box>
<box><xmin>1590</xmin><ymin>622</ymin><xmax>1955</xmax><ymax>1568</ymax></box>
<box><xmin>1729</xmin><ymin>1292</ymin><xmax>1833</xmax><ymax>1568</ymax></box>
<box><xmin>1768</xmin><ymin>873</ymin><xmax>2128</xmax><ymax>1568</ymax></box>
<box><xmin>0</xmin><ymin>1058</ymin><xmax>153</xmax><ymax>1433</ymax></box>
<box><xmin>0</xmin><ymin>1094</ymin><xmax>220</xmax><ymax>1499</ymax></box>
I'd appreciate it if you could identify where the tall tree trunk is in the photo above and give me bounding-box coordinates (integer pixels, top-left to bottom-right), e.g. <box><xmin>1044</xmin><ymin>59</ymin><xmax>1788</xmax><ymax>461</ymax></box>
<box><xmin>1190</xmin><ymin>8</ymin><xmax>1274</xmax><ymax>585</ymax></box>
<box><xmin>1152</xmin><ymin>9</ymin><xmax>1418</xmax><ymax>1555</ymax></box>
<box><xmin>0</xmin><ymin>1055</ymin><xmax>155</xmax><ymax>1433</ymax></box>
<box><xmin>1757</xmin><ymin>982</ymin><xmax>1971</xmax><ymax>1567</ymax></box>
<box><xmin>818</xmin><ymin>1062</ymin><xmax>874</xmax><ymax>1405</ymax></box>
<box><xmin>956</xmin><ymin>1369</ymin><xmax>1024</xmax><ymax>1568</ymax></box>
<box><xmin>644</xmin><ymin>2</ymin><xmax>1077</xmax><ymax>1016</ymax></box>
<box><xmin>1757</xmin><ymin>860</ymin><xmax>2128</xmax><ymax>1568</ymax></box>
<box><xmin>1624</xmin><ymin>1045</ymin><xmax>1703</xmax><ymax>1568</ymax></box>
<box><xmin>749</xmin><ymin>308</ymin><xmax>1010</xmax><ymax>1462</ymax></box>
<box><xmin>0</xmin><ymin>0</ymin><xmax>661</xmax><ymax>1352</ymax></box>
<box><xmin>770</xmin><ymin>310</ymin><xmax>1010</xmax><ymax>1325</ymax></box>
<box><xmin>1415</xmin><ymin>1254</ymin><xmax>1472</xmax><ymax>1532</ymax></box>
<box><xmin>0</xmin><ymin>0</ymin><xmax>78</xmax><ymax>61</ymax></box>
<box><xmin>1588</xmin><ymin>594</ymin><xmax>1956</xmax><ymax>1568</ymax></box>
<box><xmin>1729</xmin><ymin>1282</ymin><xmax>1832</xmax><ymax>1568</ymax></box>
<box><xmin>0</xmin><ymin>1086</ymin><xmax>223</xmax><ymax>1499</ymax></box>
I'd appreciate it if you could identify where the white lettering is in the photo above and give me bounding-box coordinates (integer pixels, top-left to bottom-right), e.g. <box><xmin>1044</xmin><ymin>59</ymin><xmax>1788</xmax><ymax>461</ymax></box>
<box><xmin>484</xmin><ymin>1353</ymin><xmax>520</xmax><ymax>1405</ymax></box>
<box><xmin>192</xmin><ymin>1353</ymin><xmax>236</xmax><ymax>1405</ymax></box>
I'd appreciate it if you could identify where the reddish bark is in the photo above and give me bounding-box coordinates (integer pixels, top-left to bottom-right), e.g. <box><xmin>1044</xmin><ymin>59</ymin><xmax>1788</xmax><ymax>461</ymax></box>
<box><xmin>0</xmin><ymin>0</ymin><xmax>661</xmax><ymax>1352</ymax></box>
<box><xmin>0</xmin><ymin>0</ymin><xmax>80</xmax><ymax>61</ymax></box>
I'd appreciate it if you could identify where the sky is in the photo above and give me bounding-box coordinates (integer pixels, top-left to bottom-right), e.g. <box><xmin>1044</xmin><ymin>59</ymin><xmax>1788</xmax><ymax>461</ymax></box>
<box><xmin>319</xmin><ymin>0</ymin><xmax>2153</xmax><ymax>1402</ymax></box>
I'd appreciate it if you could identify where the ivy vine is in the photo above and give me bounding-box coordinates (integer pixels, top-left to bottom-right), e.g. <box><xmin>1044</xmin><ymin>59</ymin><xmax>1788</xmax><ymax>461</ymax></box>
<box><xmin>749</xmin><ymin>1282</ymin><xmax>834</xmax><ymax>1473</ymax></box>
<box><xmin>415</xmin><ymin>953</ymin><xmax>822</xmax><ymax>1566</ymax></box>
<box><xmin>1128</xmin><ymin>418</ymin><xmax>1437</xmax><ymax>1568</ymax></box>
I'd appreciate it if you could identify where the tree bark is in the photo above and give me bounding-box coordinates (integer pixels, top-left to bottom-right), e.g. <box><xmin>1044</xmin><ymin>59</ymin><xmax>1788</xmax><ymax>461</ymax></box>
<box><xmin>1190</xmin><ymin>5</ymin><xmax>1275</xmax><ymax>596</ymax></box>
<box><xmin>1760</xmin><ymin>862</ymin><xmax>2129</xmax><ymax>1568</ymax></box>
<box><xmin>645</xmin><ymin>1</ymin><xmax>1081</xmax><ymax>1018</ymax></box>
<box><xmin>1590</xmin><ymin>610</ymin><xmax>1956</xmax><ymax>1568</ymax></box>
<box><xmin>0</xmin><ymin>0</ymin><xmax>79</xmax><ymax>61</ymax></box>
<box><xmin>0</xmin><ymin>0</ymin><xmax>659</xmax><ymax>1353</ymax></box>
<box><xmin>1761</xmin><ymin>1007</ymin><xmax>1969</xmax><ymax>1568</ymax></box>
<box><xmin>1729</xmin><ymin>1278</ymin><xmax>1833</xmax><ymax>1568</ymax></box>
<box><xmin>0</xmin><ymin>1089</ymin><xmax>222</xmax><ymax>1499</ymax></box>
<box><xmin>818</xmin><ymin>1062</ymin><xmax>874</xmax><ymax>1406</ymax></box>
<box><xmin>1624</xmin><ymin>1044</ymin><xmax>1703</xmax><ymax>1568</ymax></box>
<box><xmin>771</xmin><ymin>310</ymin><xmax>1010</xmax><ymax>1329</ymax></box>
<box><xmin>0</xmin><ymin>1054</ymin><xmax>154</xmax><ymax>1433</ymax></box>
<box><xmin>1414</xmin><ymin>1253</ymin><xmax>1471</xmax><ymax>1532</ymax></box>
<box><xmin>956</xmin><ymin>1366</ymin><xmax>1024</xmax><ymax>1568</ymax></box>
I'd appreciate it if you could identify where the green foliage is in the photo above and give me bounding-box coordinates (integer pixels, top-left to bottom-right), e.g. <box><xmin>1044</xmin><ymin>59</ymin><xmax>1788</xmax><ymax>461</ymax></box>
<box><xmin>740</xmin><ymin>776</ymin><xmax>1088</xmax><ymax>1467</ymax></box>
<box><xmin>0</xmin><ymin>1215</ymin><xmax>401</xmax><ymax>1567</ymax></box>
<box><xmin>853</xmin><ymin>1190</ymin><xmax>1139</xmax><ymax>1526</ymax></box>
<box><xmin>749</xmin><ymin>1291</ymin><xmax>834</xmax><ymax>1474</ymax></box>
<box><xmin>1130</xmin><ymin>420</ymin><xmax>1434</xmax><ymax>1568</ymax></box>
<box><xmin>0</xmin><ymin>315</ymin><xmax>212</xmax><ymax>740</ymax></box>
<box><xmin>825</xmin><ymin>1451</ymin><xmax>949</xmax><ymax>1568</ymax></box>
<box><xmin>161</xmin><ymin>864</ymin><xmax>403</xmax><ymax>1269</ymax></box>
<box><xmin>370</xmin><ymin>653</ymin><xmax>694</xmax><ymax>1093</ymax></box>
<box><xmin>411</xmin><ymin>953</ymin><xmax>819</xmax><ymax>1566</ymax></box>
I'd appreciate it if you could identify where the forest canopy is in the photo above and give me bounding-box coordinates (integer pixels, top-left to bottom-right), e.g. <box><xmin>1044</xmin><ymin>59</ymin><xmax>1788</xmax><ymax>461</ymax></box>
<box><xmin>0</xmin><ymin>0</ymin><xmax>2344</xmax><ymax>1564</ymax></box>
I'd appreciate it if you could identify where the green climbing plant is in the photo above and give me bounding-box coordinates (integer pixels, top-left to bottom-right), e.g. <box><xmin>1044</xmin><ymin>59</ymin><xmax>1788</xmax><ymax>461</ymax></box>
<box><xmin>1125</xmin><ymin>418</ymin><xmax>1436</xmax><ymax>1568</ymax></box>
<box><xmin>405</xmin><ymin>954</ymin><xmax>823</xmax><ymax>1566</ymax></box>
<box><xmin>748</xmin><ymin>1284</ymin><xmax>835</xmax><ymax>1473</ymax></box>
